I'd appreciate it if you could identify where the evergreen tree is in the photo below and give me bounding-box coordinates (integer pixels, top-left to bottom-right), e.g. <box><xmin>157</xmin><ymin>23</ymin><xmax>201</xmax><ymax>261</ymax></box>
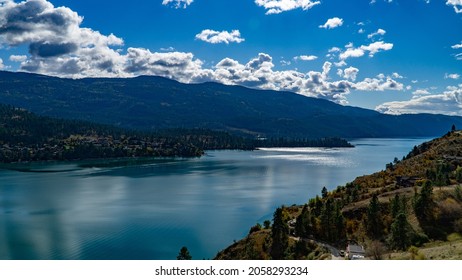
<box><xmin>390</xmin><ymin>193</ymin><xmax>401</xmax><ymax>219</ymax></box>
<box><xmin>320</xmin><ymin>198</ymin><xmax>334</xmax><ymax>242</ymax></box>
<box><xmin>389</xmin><ymin>212</ymin><xmax>411</xmax><ymax>250</ymax></box>
<box><xmin>295</xmin><ymin>205</ymin><xmax>312</xmax><ymax>238</ymax></box>
<box><xmin>414</xmin><ymin>180</ymin><xmax>434</xmax><ymax>225</ymax></box>
<box><xmin>390</xmin><ymin>194</ymin><xmax>408</xmax><ymax>219</ymax></box>
<box><xmin>177</xmin><ymin>246</ymin><xmax>192</xmax><ymax>260</ymax></box>
<box><xmin>271</xmin><ymin>207</ymin><xmax>289</xmax><ymax>260</ymax></box>
<box><xmin>366</xmin><ymin>194</ymin><xmax>382</xmax><ymax>239</ymax></box>
<box><xmin>321</xmin><ymin>186</ymin><xmax>328</xmax><ymax>199</ymax></box>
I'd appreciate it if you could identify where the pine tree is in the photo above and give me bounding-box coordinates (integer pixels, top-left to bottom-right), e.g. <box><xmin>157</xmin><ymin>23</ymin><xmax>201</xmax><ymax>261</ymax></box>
<box><xmin>177</xmin><ymin>246</ymin><xmax>192</xmax><ymax>260</ymax></box>
<box><xmin>320</xmin><ymin>198</ymin><xmax>334</xmax><ymax>242</ymax></box>
<box><xmin>271</xmin><ymin>207</ymin><xmax>289</xmax><ymax>260</ymax></box>
<box><xmin>389</xmin><ymin>212</ymin><xmax>411</xmax><ymax>250</ymax></box>
<box><xmin>321</xmin><ymin>186</ymin><xmax>328</xmax><ymax>199</ymax></box>
<box><xmin>295</xmin><ymin>205</ymin><xmax>312</xmax><ymax>238</ymax></box>
<box><xmin>414</xmin><ymin>180</ymin><xmax>434</xmax><ymax>225</ymax></box>
<box><xmin>366</xmin><ymin>194</ymin><xmax>382</xmax><ymax>239</ymax></box>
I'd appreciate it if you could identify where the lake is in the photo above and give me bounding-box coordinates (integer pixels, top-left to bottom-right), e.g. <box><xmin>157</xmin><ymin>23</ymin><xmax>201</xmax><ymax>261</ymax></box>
<box><xmin>0</xmin><ymin>138</ymin><xmax>430</xmax><ymax>260</ymax></box>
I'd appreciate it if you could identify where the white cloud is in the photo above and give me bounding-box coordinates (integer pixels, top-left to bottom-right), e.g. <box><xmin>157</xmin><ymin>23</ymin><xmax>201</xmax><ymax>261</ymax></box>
<box><xmin>337</xmin><ymin>42</ymin><xmax>395</xmax><ymax>61</ymax></box>
<box><xmin>413</xmin><ymin>89</ymin><xmax>431</xmax><ymax>95</ymax></box>
<box><xmin>354</xmin><ymin>76</ymin><xmax>404</xmax><ymax>92</ymax></box>
<box><xmin>370</xmin><ymin>0</ymin><xmax>393</xmax><ymax>4</ymax></box>
<box><xmin>280</xmin><ymin>59</ymin><xmax>292</xmax><ymax>66</ymax></box>
<box><xmin>445</xmin><ymin>73</ymin><xmax>460</xmax><ymax>79</ymax></box>
<box><xmin>457</xmin><ymin>53</ymin><xmax>462</xmax><ymax>60</ymax></box>
<box><xmin>376</xmin><ymin>85</ymin><xmax>462</xmax><ymax>115</ymax></box>
<box><xmin>367</xmin><ymin>29</ymin><xmax>386</xmax><ymax>39</ymax></box>
<box><xmin>0</xmin><ymin>58</ymin><xmax>4</xmax><ymax>70</ymax></box>
<box><xmin>124</xmin><ymin>48</ymin><xmax>209</xmax><ymax>83</ymax></box>
<box><xmin>446</xmin><ymin>0</ymin><xmax>462</xmax><ymax>13</ymax></box>
<box><xmin>358</xmin><ymin>28</ymin><xmax>365</xmax><ymax>34</ymax></box>
<box><xmin>162</xmin><ymin>0</ymin><xmax>193</xmax><ymax>9</ymax></box>
<box><xmin>195</xmin><ymin>30</ymin><xmax>245</xmax><ymax>44</ymax></box>
<box><xmin>339</xmin><ymin>48</ymin><xmax>365</xmax><ymax>60</ymax></box>
<box><xmin>392</xmin><ymin>72</ymin><xmax>403</xmax><ymax>79</ymax></box>
<box><xmin>328</xmin><ymin>47</ymin><xmax>341</xmax><ymax>53</ymax></box>
<box><xmin>160</xmin><ymin>47</ymin><xmax>176</xmax><ymax>52</ymax></box>
<box><xmin>334</xmin><ymin>60</ymin><xmax>347</xmax><ymax>67</ymax></box>
<box><xmin>0</xmin><ymin>0</ymin><xmax>126</xmax><ymax>77</ymax></box>
<box><xmin>9</xmin><ymin>55</ymin><xmax>27</xmax><ymax>62</ymax></box>
<box><xmin>319</xmin><ymin>17</ymin><xmax>344</xmax><ymax>29</ymax></box>
<box><xmin>254</xmin><ymin>0</ymin><xmax>321</xmax><ymax>15</ymax></box>
<box><xmin>361</xmin><ymin>41</ymin><xmax>394</xmax><ymax>57</ymax></box>
<box><xmin>338</xmin><ymin>66</ymin><xmax>360</xmax><ymax>81</ymax></box>
<box><xmin>294</xmin><ymin>55</ymin><xmax>318</xmax><ymax>61</ymax></box>
<box><xmin>452</xmin><ymin>43</ymin><xmax>462</xmax><ymax>49</ymax></box>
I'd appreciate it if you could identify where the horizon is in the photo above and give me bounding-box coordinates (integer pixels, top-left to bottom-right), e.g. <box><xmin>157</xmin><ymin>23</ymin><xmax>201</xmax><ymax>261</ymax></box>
<box><xmin>0</xmin><ymin>0</ymin><xmax>461</xmax><ymax>115</ymax></box>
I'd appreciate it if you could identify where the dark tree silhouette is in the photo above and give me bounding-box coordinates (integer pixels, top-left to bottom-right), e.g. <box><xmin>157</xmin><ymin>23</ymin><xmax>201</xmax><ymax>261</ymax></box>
<box><xmin>271</xmin><ymin>207</ymin><xmax>288</xmax><ymax>260</ymax></box>
<box><xmin>366</xmin><ymin>194</ymin><xmax>382</xmax><ymax>239</ymax></box>
<box><xmin>177</xmin><ymin>246</ymin><xmax>192</xmax><ymax>260</ymax></box>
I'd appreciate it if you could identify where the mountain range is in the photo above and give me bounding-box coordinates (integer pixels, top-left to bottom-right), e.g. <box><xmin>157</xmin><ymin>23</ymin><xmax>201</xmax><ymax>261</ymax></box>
<box><xmin>0</xmin><ymin>70</ymin><xmax>460</xmax><ymax>138</ymax></box>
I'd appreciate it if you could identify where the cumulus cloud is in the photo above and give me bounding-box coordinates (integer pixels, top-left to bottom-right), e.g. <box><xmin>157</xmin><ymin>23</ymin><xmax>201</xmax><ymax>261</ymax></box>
<box><xmin>339</xmin><ymin>41</ymin><xmax>393</xmax><ymax>60</ymax></box>
<box><xmin>254</xmin><ymin>0</ymin><xmax>321</xmax><ymax>15</ymax></box>
<box><xmin>367</xmin><ymin>29</ymin><xmax>386</xmax><ymax>39</ymax></box>
<box><xmin>339</xmin><ymin>48</ymin><xmax>365</xmax><ymax>60</ymax></box>
<box><xmin>294</xmin><ymin>55</ymin><xmax>317</xmax><ymax>61</ymax></box>
<box><xmin>319</xmin><ymin>17</ymin><xmax>344</xmax><ymax>29</ymax></box>
<box><xmin>195</xmin><ymin>29</ymin><xmax>245</xmax><ymax>44</ymax></box>
<box><xmin>211</xmin><ymin>54</ymin><xmax>403</xmax><ymax>104</ymax></box>
<box><xmin>446</xmin><ymin>0</ymin><xmax>462</xmax><ymax>13</ymax></box>
<box><xmin>413</xmin><ymin>89</ymin><xmax>431</xmax><ymax>95</ymax></box>
<box><xmin>362</xmin><ymin>41</ymin><xmax>394</xmax><ymax>57</ymax></box>
<box><xmin>124</xmin><ymin>48</ymin><xmax>209</xmax><ymax>83</ymax></box>
<box><xmin>9</xmin><ymin>55</ymin><xmax>27</xmax><ymax>62</ymax></box>
<box><xmin>392</xmin><ymin>72</ymin><xmax>403</xmax><ymax>79</ymax></box>
<box><xmin>0</xmin><ymin>0</ymin><xmax>125</xmax><ymax>77</ymax></box>
<box><xmin>338</xmin><ymin>67</ymin><xmax>360</xmax><ymax>81</ymax></box>
<box><xmin>446</xmin><ymin>73</ymin><xmax>460</xmax><ymax>79</ymax></box>
<box><xmin>354</xmin><ymin>76</ymin><xmax>404</xmax><ymax>92</ymax></box>
<box><xmin>162</xmin><ymin>0</ymin><xmax>193</xmax><ymax>9</ymax></box>
<box><xmin>0</xmin><ymin>58</ymin><xmax>4</xmax><ymax>69</ymax></box>
<box><xmin>376</xmin><ymin>85</ymin><xmax>462</xmax><ymax>115</ymax></box>
<box><xmin>452</xmin><ymin>42</ymin><xmax>462</xmax><ymax>49</ymax></box>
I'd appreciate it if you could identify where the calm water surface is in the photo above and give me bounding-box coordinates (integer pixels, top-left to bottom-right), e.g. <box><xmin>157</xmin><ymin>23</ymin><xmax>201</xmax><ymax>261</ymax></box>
<box><xmin>0</xmin><ymin>138</ymin><xmax>429</xmax><ymax>259</ymax></box>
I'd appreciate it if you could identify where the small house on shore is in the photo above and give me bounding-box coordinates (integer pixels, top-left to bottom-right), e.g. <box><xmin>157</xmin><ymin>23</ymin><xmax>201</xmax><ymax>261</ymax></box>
<box><xmin>346</xmin><ymin>244</ymin><xmax>365</xmax><ymax>260</ymax></box>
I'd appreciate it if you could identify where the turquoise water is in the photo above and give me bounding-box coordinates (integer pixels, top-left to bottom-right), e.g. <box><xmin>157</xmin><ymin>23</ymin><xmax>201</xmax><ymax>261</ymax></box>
<box><xmin>0</xmin><ymin>138</ymin><xmax>429</xmax><ymax>259</ymax></box>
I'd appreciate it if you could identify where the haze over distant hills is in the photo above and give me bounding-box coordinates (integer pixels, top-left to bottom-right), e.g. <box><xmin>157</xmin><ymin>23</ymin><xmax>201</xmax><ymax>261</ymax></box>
<box><xmin>0</xmin><ymin>70</ymin><xmax>461</xmax><ymax>138</ymax></box>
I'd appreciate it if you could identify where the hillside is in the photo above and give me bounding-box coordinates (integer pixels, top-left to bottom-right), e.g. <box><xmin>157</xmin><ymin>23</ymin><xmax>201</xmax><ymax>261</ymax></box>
<box><xmin>1</xmin><ymin>71</ymin><xmax>462</xmax><ymax>138</ymax></box>
<box><xmin>0</xmin><ymin>105</ymin><xmax>353</xmax><ymax>164</ymax></box>
<box><xmin>0</xmin><ymin>104</ymin><xmax>207</xmax><ymax>163</ymax></box>
<box><xmin>216</xmin><ymin>130</ymin><xmax>462</xmax><ymax>260</ymax></box>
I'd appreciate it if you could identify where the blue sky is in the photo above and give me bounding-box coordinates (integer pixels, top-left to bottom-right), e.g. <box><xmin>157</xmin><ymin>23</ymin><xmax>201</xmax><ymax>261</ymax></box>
<box><xmin>0</xmin><ymin>0</ymin><xmax>462</xmax><ymax>114</ymax></box>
